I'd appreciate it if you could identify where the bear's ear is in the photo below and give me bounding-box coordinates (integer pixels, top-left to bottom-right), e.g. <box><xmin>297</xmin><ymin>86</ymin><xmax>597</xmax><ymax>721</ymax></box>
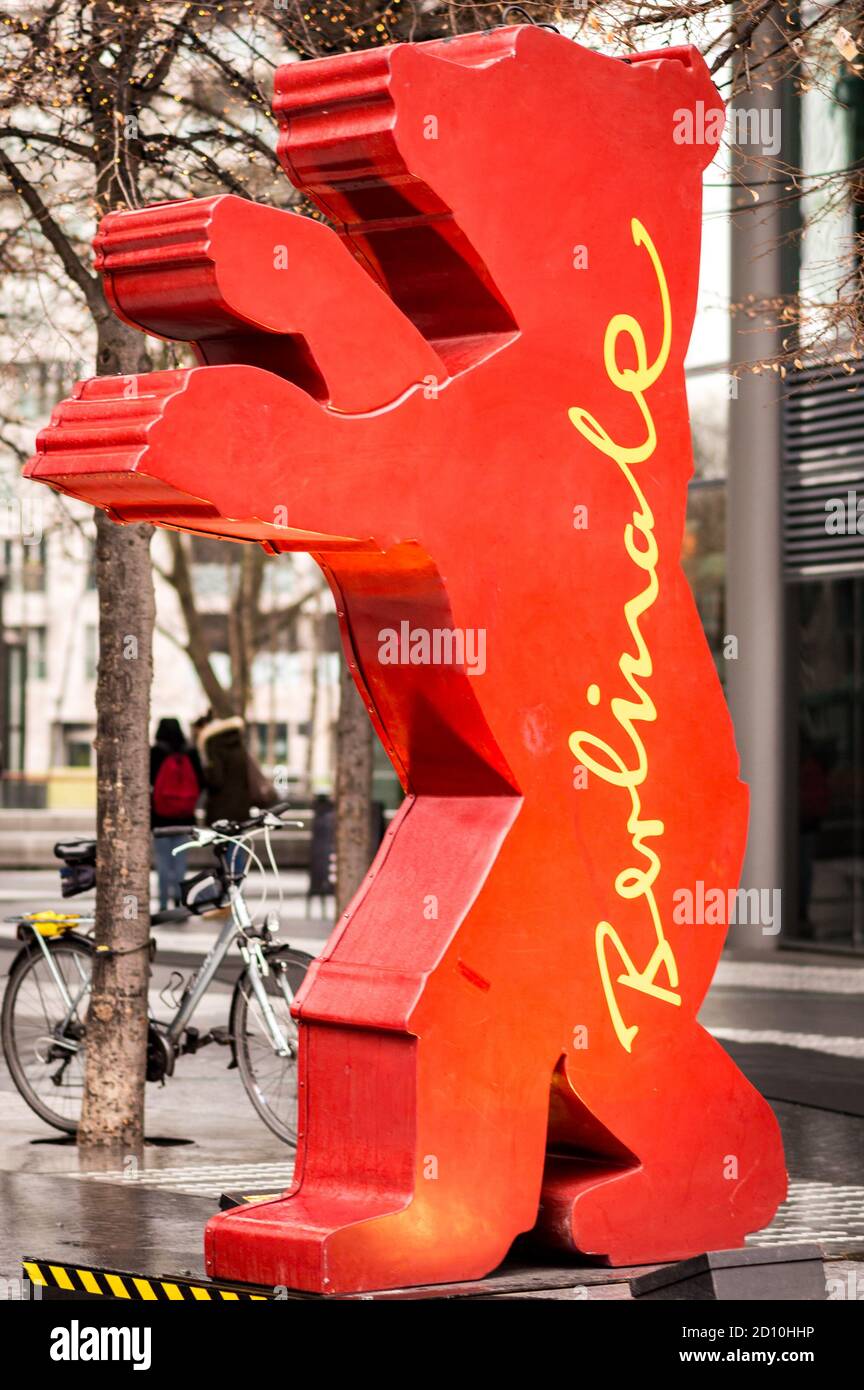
<box><xmin>627</xmin><ymin>44</ymin><xmax>725</xmax><ymax>170</ymax></box>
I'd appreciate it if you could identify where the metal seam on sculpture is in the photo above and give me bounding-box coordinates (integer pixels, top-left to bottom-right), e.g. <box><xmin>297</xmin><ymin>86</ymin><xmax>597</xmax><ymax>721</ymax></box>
<box><xmin>567</xmin><ymin>217</ymin><xmax>682</xmax><ymax>1055</ymax></box>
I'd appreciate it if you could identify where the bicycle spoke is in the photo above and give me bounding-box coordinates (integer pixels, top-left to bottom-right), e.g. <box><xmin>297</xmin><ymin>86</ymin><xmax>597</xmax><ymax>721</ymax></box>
<box><xmin>235</xmin><ymin>963</ymin><xmax>303</xmax><ymax>1140</ymax></box>
<box><xmin>5</xmin><ymin>943</ymin><xmax>91</xmax><ymax>1130</ymax></box>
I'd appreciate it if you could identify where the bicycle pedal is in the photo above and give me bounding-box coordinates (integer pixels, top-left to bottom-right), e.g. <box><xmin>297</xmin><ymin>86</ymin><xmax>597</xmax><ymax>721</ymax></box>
<box><xmin>209</xmin><ymin>1026</ymin><xmax>233</xmax><ymax>1046</ymax></box>
<box><xmin>179</xmin><ymin>1025</ymin><xmax>200</xmax><ymax>1055</ymax></box>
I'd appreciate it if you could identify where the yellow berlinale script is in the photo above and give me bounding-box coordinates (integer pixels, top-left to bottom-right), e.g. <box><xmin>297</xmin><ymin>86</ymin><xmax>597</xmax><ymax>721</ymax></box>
<box><xmin>568</xmin><ymin>218</ymin><xmax>681</xmax><ymax>1054</ymax></box>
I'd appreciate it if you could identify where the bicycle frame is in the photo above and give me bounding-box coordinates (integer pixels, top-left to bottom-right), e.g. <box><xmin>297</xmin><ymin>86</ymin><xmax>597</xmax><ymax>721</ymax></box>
<box><xmin>24</xmin><ymin>825</ymin><xmax>297</xmax><ymax>1062</ymax></box>
<box><xmin>161</xmin><ymin>827</ymin><xmax>295</xmax><ymax>1057</ymax></box>
<box><xmin>165</xmin><ymin>906</ymin><xmax>237</xmax><ymax>1044</ymax></box>
<box><xmin>165</xmin><ymin>881</ymin><xmax>293</xmax><ymax>1057</ymax></box>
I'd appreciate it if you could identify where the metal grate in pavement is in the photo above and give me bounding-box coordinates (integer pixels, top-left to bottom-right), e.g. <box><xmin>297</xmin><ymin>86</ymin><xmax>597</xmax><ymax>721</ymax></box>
<box><xmin>75</xmin><ymin>1160</ymin><xmax>295</xmax><ymax>1197</ymax></box>
<box><xmin>71</xmin><ymin>1165</ymin><xmax>864</xmax><ymax>1246</ymax></box>
<box><xmin>748</xmin><ymin>1182</ymin><xmax>864</xmax><ymax>1248</ymax></box>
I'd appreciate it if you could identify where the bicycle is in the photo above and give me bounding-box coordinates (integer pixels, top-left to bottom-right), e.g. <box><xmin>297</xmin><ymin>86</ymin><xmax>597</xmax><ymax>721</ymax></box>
<box><xmin>0</xmin><ymin>804</ymin><xmax>313</xmax><ymax>1143</ymax></box>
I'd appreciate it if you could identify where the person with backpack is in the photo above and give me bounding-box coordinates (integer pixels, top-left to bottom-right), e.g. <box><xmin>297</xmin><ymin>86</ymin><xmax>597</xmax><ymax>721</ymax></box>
<box><xmin>195</xmin><ymin>712</ymin><xmax>276</xmax><ymax>825</ymax></box>
<box><xmin>150</xmin><ymin>717</ymin><xmax>203</xmax><ymax>911</ymax></box>
<box><xmin>195</xmin><ymin>712</ymin><xmax>277</xmax><ymax>878</ymax></box>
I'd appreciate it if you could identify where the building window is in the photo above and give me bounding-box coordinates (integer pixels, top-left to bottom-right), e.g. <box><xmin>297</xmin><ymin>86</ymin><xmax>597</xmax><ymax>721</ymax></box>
<box><xmin>793</xmin><ymin>578</ymin><xmax>864</xmax><ymax>950</ymax></box>
<box><xmin>684</xmin><ymin>369</ymin><xmax>729</xmax><ymax>679</ymax></box>
<box><xmin>682</xmin><ymin>480</ymin><xmax>727</xmax><ymax>680</ymax></box>
<box><xmin>21</xmin><ymin>537</ymin><xmax>47</xmax><ymax>593</ymax></box>
<box><xmin>4</xmin><ymin>641</ymin><xmax>26</xmax><ymax>772</ymax></box>
<box><xmin>26</xmin><ymin>626</ymin><xmax>47</xmax><ymax>680</ymax></box>
<box><xmin>253</xmin><ymin>722</ymin><xmax>289</xmax><ymax>765</ymax></box>
<box><xmin>836</xmin><ymin>72</ymin><xmax>864</xmax><ymax>252</ymax></box>
<box><xmin>190</xmin><ymin>535</ymin><xmax>231</xmax><ymax>598</ymax></box>
<box><xmin>65</xmin><ymin>730</ymin><xmax>94</xmax><ymax>768</ymax></box>
<box><xmin>2</xmin><ymin>537</ymin><xmax>47</xmax><ymax>592</ymax></box>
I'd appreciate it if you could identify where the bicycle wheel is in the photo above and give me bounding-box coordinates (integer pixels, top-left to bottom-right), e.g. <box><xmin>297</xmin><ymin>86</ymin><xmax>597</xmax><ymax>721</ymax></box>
<box><xmin>230</xmin><ymin>946</ymin><xmax>312</xmax><ymax>1144</ymax></box>
<box><xmin>1</xmin><ymin>934</ymin><xmax>93</xmax><ymax>1134</ymax></box>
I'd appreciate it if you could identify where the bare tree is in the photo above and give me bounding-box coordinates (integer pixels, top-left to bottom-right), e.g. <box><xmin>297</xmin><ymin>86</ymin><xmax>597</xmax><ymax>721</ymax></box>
<box><xmin>153</xmin><ymin>532</ymin><xmax>324</xmax><ymax>720</ymax></box>
<box><xmin>335</xmin><ymin>656</ymin><xmax>375</xmax><ymax>914</ymax></box>
<box><xmin>0</xmin><ymin>0</ymin><xmax>301</xmax><ymax>1152</ymax></box>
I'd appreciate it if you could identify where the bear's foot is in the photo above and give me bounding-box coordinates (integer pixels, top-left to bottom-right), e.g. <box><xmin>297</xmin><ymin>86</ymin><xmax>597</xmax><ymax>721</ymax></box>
<box><xmin>535</xmin><ymin>1131</ymin><xmax>787</xmax><ymax>1265</ymax></box>
<box><xmin>205</xmin><ymin>1189</ymin><xmax>520</xmax><ymax>1296</ymax></box>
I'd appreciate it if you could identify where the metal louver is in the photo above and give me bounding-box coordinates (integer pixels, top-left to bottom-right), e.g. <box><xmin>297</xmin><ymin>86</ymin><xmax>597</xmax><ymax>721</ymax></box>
<box><xmin>782</xmin><ymin>361</ymin><xmax>864</xmax><ymax>579</ymax></box>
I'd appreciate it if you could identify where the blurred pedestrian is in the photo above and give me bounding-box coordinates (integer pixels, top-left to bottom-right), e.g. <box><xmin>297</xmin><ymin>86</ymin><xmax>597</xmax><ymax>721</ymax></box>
<box><xmin>196</xmin><ymin>713</ymin><xmax>279</xmax><ymax>878</ymax></box>
<box><xmin>150</xmin><ymin>717</ymin><xmax>202</xmax><ymax>911</ymax></box>
<box><xmin>195</xmin><ymin>713</ymin><xmax>253</xmax><ymax>825</ymax></box>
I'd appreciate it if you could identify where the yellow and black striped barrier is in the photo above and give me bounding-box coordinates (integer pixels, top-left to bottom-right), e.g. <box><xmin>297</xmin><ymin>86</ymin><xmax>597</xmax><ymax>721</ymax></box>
<box><xmin>23</xmin><ymin>1259</ymin><xmax>274</xmax><ymax>1302</ymax></box>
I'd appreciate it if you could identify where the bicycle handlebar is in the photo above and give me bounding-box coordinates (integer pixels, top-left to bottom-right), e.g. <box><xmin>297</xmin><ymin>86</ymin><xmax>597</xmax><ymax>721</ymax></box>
<box><xmin>218</xmin><ymin>800</ymin><xmax>300</xmax><ymax>834</ymax></box>
<box><xmin>154</xmin><ymin>802</ymin><xmax>302</xmax><ymax>840</ymax></box>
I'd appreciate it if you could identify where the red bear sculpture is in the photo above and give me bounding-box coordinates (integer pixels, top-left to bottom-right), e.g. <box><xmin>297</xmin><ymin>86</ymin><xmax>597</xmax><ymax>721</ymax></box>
<box><xmin>27</xmin><ymin>26</ymin><xmax>787</xmax><ymax>1295</ymax></box>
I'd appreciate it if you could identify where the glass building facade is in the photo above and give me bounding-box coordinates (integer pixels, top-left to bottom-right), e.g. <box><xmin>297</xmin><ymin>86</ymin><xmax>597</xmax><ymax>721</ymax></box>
<box><xmin>686</xmin><ymin>54</ymin><xmax>864</xmax><ymax>953</ymax></box>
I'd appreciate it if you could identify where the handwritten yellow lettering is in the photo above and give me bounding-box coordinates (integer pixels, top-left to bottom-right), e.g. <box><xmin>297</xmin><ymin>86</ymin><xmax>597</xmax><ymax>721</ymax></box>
<box><xmin>568</xmin><ymin>218</ymin><xmax>681</xmax><ymax>1053</ymax></box>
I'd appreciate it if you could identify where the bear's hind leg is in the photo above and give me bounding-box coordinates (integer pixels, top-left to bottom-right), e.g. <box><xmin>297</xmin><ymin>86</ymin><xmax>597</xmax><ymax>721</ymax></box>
<box><xmin>534</xmin><ymin>1025</ymin><xmax>787</xmax><ymax>1265</ymax></box>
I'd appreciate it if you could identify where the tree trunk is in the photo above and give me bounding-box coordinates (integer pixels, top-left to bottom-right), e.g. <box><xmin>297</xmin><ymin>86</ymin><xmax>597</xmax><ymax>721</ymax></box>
<box><xmin>335</xmin><ymin>653</ymin><xmax>375</xmax><ymax>915</ymax></box>
<box><xmin>304</xmin><ymin>598</ymin><xmax>321</xmax><ymax>793</ymax></box>
<box><xmin>228</xmin><ymin>545</ymin><xmax>266</xmax><ymax>716</ymax></box>
<box><xmin>78</xmin><ymin>317</ymin><xmax>155</xmax><ymax>1155</ymax></box>
<box><xmin>165</xmin><ymin>532</ymin><xmax>234</xmax><ymax>718</ymax></box>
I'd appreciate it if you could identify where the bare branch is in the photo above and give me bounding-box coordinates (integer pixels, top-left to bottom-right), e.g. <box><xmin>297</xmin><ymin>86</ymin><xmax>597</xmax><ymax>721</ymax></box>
<box><xmin>254</xmin><ymin>584</ymin><xmax>324</xmax><ymax>647</ymax></box>
<box><xmin>136</xmin><ymin>8</ymin><xmax>195</xmax><ymax>95</ymax></box>
<box><xmin>0</xmin><ymin>128</ymin><xmax>94</xmax><ymax>160</ymax></box>
<box><xmin>0</xmin><ymin>146</ymin><xmax>102</xmax><ymax>316</ymax></box>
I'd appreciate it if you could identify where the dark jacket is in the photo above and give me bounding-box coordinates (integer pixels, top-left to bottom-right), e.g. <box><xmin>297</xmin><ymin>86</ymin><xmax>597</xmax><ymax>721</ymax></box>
<box><xmin>197</xmin><ymin>716</ymin><xmax>252</xmax><ymax>825</ymax></box>
<box><xmin>149</xmin><ymin>742</ymin><xmax>203</xmax><ymax>829</ymax></box>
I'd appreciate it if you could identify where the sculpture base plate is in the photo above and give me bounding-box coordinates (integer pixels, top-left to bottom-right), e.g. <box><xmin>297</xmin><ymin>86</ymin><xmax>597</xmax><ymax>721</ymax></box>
<box><xmin>15</xmin><ymin>1179</ymin><xmax>848</xmax><ymax>1302</ymax></box>
<box><xmin>23</xmin><ymin>1242</ymin><xmax>828</xmax><ymax>1302</ymax></box>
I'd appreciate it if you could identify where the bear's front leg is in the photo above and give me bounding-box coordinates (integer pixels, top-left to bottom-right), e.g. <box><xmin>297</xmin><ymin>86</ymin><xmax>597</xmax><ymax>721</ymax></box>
<box><xmin>25</xmin><ymin>361</ymin><xmax>438</xmax><ymax>546</ymax></box>
<box><xmin>95</xmin><ymin>194</ymin><xmax>446</xmax><ymax>414</ymax></box>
